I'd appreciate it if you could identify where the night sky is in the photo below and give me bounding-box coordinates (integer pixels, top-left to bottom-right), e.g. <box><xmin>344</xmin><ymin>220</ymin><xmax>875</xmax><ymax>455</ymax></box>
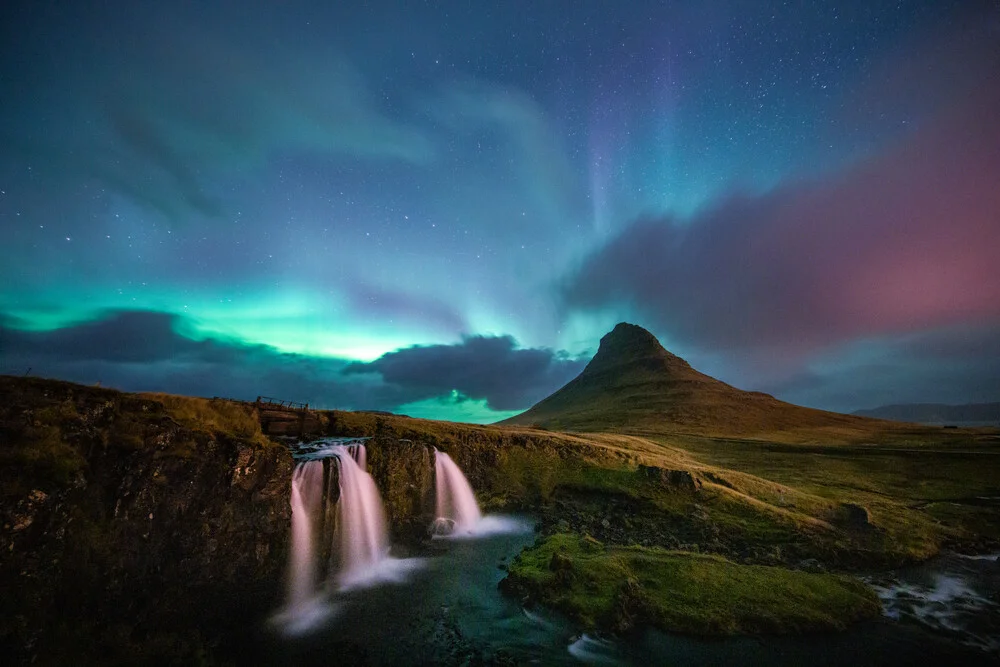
<box><xmin>2</xmin><ymin>1</ymin><xmax>998</xmax><ymax>423</ymax></box>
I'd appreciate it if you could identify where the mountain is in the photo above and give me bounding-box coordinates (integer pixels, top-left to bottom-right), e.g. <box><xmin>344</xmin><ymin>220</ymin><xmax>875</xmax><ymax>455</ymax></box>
<box><xmin>853</xmin><ymin>402</ymin><xmax>1000</xmax><ymax>424</ymax></box>
<box><xmin>500</xmin><ymin>323</ymin><xmax>890</xmax><ymax>440</ymax></box>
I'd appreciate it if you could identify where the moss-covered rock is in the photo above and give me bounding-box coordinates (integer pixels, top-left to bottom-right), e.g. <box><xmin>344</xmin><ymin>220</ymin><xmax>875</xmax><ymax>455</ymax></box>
<box><xmin>502</xmin><ymin>534</ymin><xmax>881</xmax><ymax>636</ymax></box>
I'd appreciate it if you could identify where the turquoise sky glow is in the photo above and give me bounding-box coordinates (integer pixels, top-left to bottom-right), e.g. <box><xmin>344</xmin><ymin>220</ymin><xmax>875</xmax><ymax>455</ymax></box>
<box><xmin>2</xmin><ymin>1</ymin><xmax>998</xmax><ymax>421</ymax></box>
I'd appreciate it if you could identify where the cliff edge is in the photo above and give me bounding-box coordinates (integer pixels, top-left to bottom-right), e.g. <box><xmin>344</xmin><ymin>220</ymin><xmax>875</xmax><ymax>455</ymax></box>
<box><xmin>0</xmin><ymin>376</ymin><xmax>293</xmax><ymax>664</ymax></box>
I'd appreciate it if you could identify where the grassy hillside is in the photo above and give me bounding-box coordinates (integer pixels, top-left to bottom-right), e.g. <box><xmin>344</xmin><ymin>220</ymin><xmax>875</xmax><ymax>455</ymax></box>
<box><xmin>325</xmin><ymin>405</ymin><xmax>1000</xmax><ymax>567</ymax></box>
<box><xmin>328</xmin><ymin>400</ymin><xmax>1000</xmax><ymax>636</ymax></box>
<box><xmin>5</xmin><ymin>374</ymin><xmax>998</xmax><ymax>648</ymax></box>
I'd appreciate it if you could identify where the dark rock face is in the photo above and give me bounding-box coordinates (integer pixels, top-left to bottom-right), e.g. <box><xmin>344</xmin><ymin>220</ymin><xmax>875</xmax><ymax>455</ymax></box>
<box><xmin>366</xmin><ymin>436</ymin><xmax>436</xmax><ymax>543</ymax></box>
<box><xmin>585</xmin><ymin>322</ymin><xmax>694</xmax><ymax>375</ymax></box>
<box><xmin>538</xmin><ymin>488</ymin><xmax>714</xmax><ymax>554</ymax></box>
<box><xmin>0</xmin><ymin>377</ymin><xmax>294</xmax><ymax>664</ymax></box>
<box><xmin>259</xmin><ymin>407</ymin><xmax>324</xmax><ymax>437</ymax></box>
<box><xmin>836</xmin><ymin>502</ymin><xmax>874</xmax><ymax>531</ymax></box>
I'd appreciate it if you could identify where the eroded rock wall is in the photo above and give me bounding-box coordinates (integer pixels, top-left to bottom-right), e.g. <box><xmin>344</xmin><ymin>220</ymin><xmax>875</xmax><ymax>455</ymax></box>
<box><xmin>366</xmin><ymin>436</ymin><xmax>436</xmax><ymax>543</ymax></box>
<box><xmin>0</xmin><ymin>377</ymin><xmax>294</xmax><ymax>664</ymax></box>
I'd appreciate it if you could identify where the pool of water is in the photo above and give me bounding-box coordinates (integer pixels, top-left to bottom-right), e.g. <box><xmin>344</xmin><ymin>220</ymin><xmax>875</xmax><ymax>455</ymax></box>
<box><xmin>252</xmin><ymin>518</ymin><xmax>1000</xmax><ymax>666</ymax></box>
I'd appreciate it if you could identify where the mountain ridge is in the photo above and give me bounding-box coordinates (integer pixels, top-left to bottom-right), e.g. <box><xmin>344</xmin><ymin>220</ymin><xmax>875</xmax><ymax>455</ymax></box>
<box><xmin>500</xmin><ymin>322</ymin><xmax>894</xmax><ymax>441</ymax></box>
<box><xmin>854</xmin><ymin>402</ymin><xmax>1000</xmax><ymax>424</ymax></box>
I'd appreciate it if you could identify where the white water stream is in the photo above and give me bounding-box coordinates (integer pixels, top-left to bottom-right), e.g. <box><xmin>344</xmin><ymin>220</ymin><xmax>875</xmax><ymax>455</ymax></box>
<box><xmin>433</xmin><ymin>449</ymin><xmax>482</xmax><ymax>534</ymax></box>
<box><xmin>332</xmin><ymin>447</ymin><xmax>390</xmax><ymax>588</ymax></box>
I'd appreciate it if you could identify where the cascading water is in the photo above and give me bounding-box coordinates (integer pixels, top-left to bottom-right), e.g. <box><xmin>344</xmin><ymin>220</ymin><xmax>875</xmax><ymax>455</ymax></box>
<box><xmin>331</xmin><ymin>447</ymin><xmax>389</xmax><ymax>588</ymax></box>
<box><xmin>277</xmin><ymin>441</ymin><xmax>392</xmax><ymax>632</ymax></box>
<box><xmin>346</xmin><ymin>443</ymin><xmax>366</xmax><ymax>471</ymax></box>
<box><xmin>277</xmin><ymin>438</ymin><xmax>528</xmax><ymax>639</ymax></box>
<box><xmin>287</xmin><ymin>461</ymin><xmax>324</xmax><ymax>612</ymax></box>
<box><xmin>434</xmin><ymin>449</ymin><xmax>482</xmax><ymax>534</ymax></box>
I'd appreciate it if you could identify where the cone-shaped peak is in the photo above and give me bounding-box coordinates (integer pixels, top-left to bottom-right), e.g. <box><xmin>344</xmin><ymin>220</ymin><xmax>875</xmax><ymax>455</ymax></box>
<box><xmin>586</xmin><ymin>322</ymin><xmax>691</xmax><ymax>374</ymax></box>
<box><xmin>501</xmin><ymin>321</ymin><xmax>887</xmax><ymax>438</ymax></box>
<box><xmin>603</xmin><ymin>322</ymin><xmax>661</xmax><ymax>350</ymax></box>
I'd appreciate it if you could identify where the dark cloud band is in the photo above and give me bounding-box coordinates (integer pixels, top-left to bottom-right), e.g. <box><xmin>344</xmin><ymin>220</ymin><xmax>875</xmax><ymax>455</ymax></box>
<box><xmin>0</xmin><ymin>311</ymin><xmax>583</xmax><ymax>416</ymax></box>
<box><xmin>345</xmin><ymin>334</ymin><xmax>586</xmax><ymax>411</ymax></box>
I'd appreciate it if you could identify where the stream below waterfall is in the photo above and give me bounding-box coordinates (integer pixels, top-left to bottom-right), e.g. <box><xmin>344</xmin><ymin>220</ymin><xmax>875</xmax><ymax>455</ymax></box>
<box><xmin>248</xmin><ymin>439</ymin><xmax>999</xmax><ymax>666</ymax></box>
<box><xmin>248</xmin><ymin>524</ymin><xmax>999</xmax><ymax>666</ymax></box>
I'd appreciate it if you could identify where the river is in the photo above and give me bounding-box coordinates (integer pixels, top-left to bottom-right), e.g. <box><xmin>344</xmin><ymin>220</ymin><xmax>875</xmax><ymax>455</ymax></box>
<box><xmin>248</xmin><ymin>516</ymin><xmax>999</xmax><ymax>666</ymax></box>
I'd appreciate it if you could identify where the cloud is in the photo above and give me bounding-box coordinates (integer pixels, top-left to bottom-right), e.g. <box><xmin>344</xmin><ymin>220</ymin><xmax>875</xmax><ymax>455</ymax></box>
<box><xmin>0</xmin><ymin>310</ymin><xmax>394</xmax><ymax>409</ymax></box>
<box><xmin>345</xmin><ymin>334</ymin><xmax>586</xmax><ymax>411</ymax></box>
<box><xmin>0</xmin><ymin>311</ymin><xmax>205</xmax><ymax>363</ymax></box>
<box><xmin>562</xmin><ymin>75</ymin><xmax>1000</xmax><ymax>361</ymax></box>
<box><xmin>756</xmin><ymin>324</ymin><xmax>1000</xmax><ymax>413</ymax></box>
<box><xmin>0</xmin><ymin>310</ymin><xmax>582</xmax><ymax>416</ymax></box>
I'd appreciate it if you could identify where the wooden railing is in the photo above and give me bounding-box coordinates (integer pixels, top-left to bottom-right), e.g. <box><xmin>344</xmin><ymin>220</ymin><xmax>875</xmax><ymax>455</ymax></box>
<box><xmin>256</xmin><ymin>396</ymin><xmax>309</xmax><ymax>411</ymax></box>
<box><xmin>212</xmin><ymin>396</ymin><xmax>310</xmax><ymax>412</ymax></box>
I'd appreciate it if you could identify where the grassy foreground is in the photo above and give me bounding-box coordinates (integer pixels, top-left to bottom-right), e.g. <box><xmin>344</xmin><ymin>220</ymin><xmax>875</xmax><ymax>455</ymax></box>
<box><xmin>503</xmin><ymin>533</ymin><xmax>881</xmax><ymax>635</ymax></box>
<box><xmin>6</xmin><ymin>374</ymin><xmax>998</xmax><ymax>656</ymax></box>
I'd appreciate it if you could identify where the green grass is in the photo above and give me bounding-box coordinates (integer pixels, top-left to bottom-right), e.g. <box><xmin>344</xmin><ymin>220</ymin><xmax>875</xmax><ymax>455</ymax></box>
<box><xmin>328</xmin><ymin>405</ymin><xmax>981</xmax><ymax>567</ymax></box>
<box><xmin>504</xmin><ymin>533</ymin><xmax>881</xmax><ymax>635</ymax></box>
<box><xmin>670</xmin><ymin>435</ymin><xmax>1000</xmax><ymax>558</ymax></box>
<box><xmin>0</xmin><ymin>377</ymin><xmax>279</xmax><ymax>497</ymax></box>
<box><xmin>140</xmin><ymin>393</ymin><xmax>271</xmax><ymax>447</ymax></box>
<box><xmin>4</xmin><ymin>423</ymin><xmax>87</xmax><ymax>487</ymax></box>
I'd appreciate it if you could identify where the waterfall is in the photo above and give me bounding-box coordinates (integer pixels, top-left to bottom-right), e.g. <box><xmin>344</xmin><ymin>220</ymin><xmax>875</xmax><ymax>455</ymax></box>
<box><xmin>346</xmin><ymin>442</ymin><xmax>366</xmax><ymax>471</ymax></box>
<box><xmin>434</xmin><ymin>450</ymin><xmax>482</xmax><ymax>534</ymax></box>
<box><xmin>278</xmin><ymin>439</ymin><xmax>522</xmax><ymax>633</ymax></box>
<box><xmin>280</xmin><ymin>442</ymin><xmax>391</xmax><ymax>630</ymax></box>
<box><xmin>331</xmin><ymin>447</ymin><xmax>389</xmax><ymax>588</ymax></box>
<box><xmin>287</xmin><ymin>461</ymin><xmax>325</xmax><ymax>611</ymax></box>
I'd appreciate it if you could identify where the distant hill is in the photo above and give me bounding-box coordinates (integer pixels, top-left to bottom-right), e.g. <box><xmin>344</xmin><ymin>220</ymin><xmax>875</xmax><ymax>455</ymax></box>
<box><xmin>853</xmin><ymin>402</ymin><xmax>1000</xmax><ymax>424</ymax></box>
<box><xmin>499</xmin><ymin>323</ymin><xmax>896</xmax><ymax>442</ymax></box>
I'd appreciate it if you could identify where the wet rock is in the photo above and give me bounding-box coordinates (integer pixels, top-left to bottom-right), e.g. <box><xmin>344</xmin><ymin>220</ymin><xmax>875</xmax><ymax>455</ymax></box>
<box><xmin>430</xmin><ymin>517</ymin><xmax>456</xmax><ymax>537</ymax></box>
<box><xmin>367</xmin><ymin>437</ymin><xmax>435</xmax><ymax>543</ymax></box>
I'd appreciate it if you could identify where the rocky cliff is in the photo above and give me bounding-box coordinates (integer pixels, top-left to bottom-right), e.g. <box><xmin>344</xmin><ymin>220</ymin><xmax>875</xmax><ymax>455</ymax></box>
<box><xmin>0</xmin><ymin>376</ymin><xmax>294</xmax><ymax>665</ymax></box>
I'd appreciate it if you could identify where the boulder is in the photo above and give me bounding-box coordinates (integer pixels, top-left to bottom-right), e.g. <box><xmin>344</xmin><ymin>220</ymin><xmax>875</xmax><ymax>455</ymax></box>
<box><xmin>836</xmin><ymin>502</ymin><xmax>874</xmax><ymax>530</ymax></box>
<box><xmin>638</xmin><ymin>465</ymin><xmax>702</xmax><ymax>492</ymax></box>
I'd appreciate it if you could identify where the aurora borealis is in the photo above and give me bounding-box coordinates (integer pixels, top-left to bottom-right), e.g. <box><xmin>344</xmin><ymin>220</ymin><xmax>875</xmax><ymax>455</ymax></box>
<box><xmin>2</xmin><ymin>1</ymin><xmax>998</xmax><ymax>422</ymax></box>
